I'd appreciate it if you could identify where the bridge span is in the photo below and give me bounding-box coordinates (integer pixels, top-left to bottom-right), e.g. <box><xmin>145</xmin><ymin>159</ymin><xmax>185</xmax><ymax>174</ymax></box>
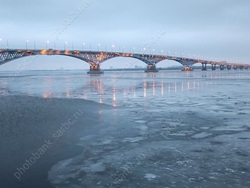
<box><xmin>0</xmin><ymin>49</ymin><xmax>249</xmax><ymax>74</ymax></box>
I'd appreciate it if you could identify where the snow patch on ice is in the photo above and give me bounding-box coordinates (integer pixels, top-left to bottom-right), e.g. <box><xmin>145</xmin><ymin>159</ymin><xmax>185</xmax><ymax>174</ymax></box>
<box><xmin>192</xmin><ymin>132</ymin><xmax>213</xmax><ymax>139</ymax></box>
<box><xmin>144</xmin><ymin>173</ymin><xmax>157</xmax><ymax>181</ymax></box>
<box><xmin>123</xmin><ymin>137</ymin><xmax>144</xmax><ymax>143</ymax></box>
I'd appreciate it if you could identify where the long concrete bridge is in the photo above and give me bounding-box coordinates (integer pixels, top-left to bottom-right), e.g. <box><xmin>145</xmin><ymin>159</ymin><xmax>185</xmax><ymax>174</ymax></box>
<box><xmin>0</xmin><ymin>49</ymin><xmax>249</xmax><ymax>74</ymax></box>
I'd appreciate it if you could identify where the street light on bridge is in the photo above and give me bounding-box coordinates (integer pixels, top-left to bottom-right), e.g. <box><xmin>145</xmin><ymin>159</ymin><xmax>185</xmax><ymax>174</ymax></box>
<box><xmin>133</xmin><ymin>46</ymin><xmax>135</xmax><ymax>53</ymax></box>
<box><xmin>26</xmin><ymin>40</ymin><xmax>29</xmax><ymax>50</ymax></box>
<box><xmin>112</xmin><ymin>44</ymin><xmax>115</xmax><ymax>52</ymax></box>
<box><xmin>64</xmin><ymin>41</ymin><xmax>68</xmax><ymax>50</ymax></box>
<box><xmin>82</xmin><ymin>43</ymin><xmax>85</xmax><ymax>50</ymax></box>
<box><xmin>0</xmin><ymin>38</ymin><xmax>9</xmax><ymax>49</ymax></box>
<box><xmin>46</xmin><ymin>40</ymin><xmax>50</xmax><ymax>50</ymax></box>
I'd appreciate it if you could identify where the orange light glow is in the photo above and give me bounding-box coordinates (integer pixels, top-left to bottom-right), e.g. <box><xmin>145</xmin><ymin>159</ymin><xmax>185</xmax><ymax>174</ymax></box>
<box><xmin>143</xmin><ymin>81</ymin><xmax>147</xmax><ymax>97</ymax></box>
<box><xmin>66</xmin><ymin>90</ymin><xmax>70</xmax><ymax>98</ymax></box>
<box><xmin>64</xmin><ymin>50</ymin><xmax>71</xmax><ymax>55</ymax></box>
<box><xmin>55</xmin><ymin>50</ymin><xmax>61</xmax><ymax>55</ymax></box>
<box><xmin>40</xmin><ymin>50</ymin><xmax>47</xmax><ymax>55</ymax></box>
<box><xmin>42</xmin><ymin>92</ymin><xmax>52</xmax><ymax>99</ymax></box>
<box><xmin>152</xmin><ymin>81</ymin><xmax>156</xmax><ymax>96</ymax></box>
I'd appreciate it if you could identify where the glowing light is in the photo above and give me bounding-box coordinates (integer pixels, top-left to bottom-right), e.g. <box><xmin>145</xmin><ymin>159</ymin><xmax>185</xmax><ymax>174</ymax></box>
<box><xmin>113</xmin><ymin>88</ymin><xmax>117</xmax><ymax>107</ymax></box>
<box><xmin>40</xmin><ymin>50</ymin><xmax>47</xmax><ymax>55</ymax></box>
<box><xmin>66</xmin><ymin>90</ymin><xmax>70</xmax><ymax>98</ymax></box>
<box><xmin>134</xmin><ymin>88</ymin><xmax>136</xmax><ymax>98</ymax></box>
<box><xmin>64</xmin><ymin>50</ymin><xmax>71</xmax><ymax>55</ymax></box>
<box><xmin>99</xmin><ymin>98</ymin><xmax>103</xmax><ymax>104</ymax></box>
<box><xmin>83</xmin><ymin>92</ymin><xmax>87</xmax><ymax>100</ymax></box>
<box><xmin>152</xmin><ymin>81</ymin><xmax>156</xmax><ymax>96</ymax></box>
<box><xmin>64</xmin><ymin>41</ymin><xmax>68</xmax><ymax>50</ymax></box>
<box><xmin>43</xmin><ymin>92</ymin><xmax>52</xmax><ymax>99</ymax></box>
<box><xmin>187</xmin><ymin>82</ymin><xmax>190</xmax><ymax>90</ymax></box>
<box><xmin>161</xmin><ymin>82</ymin><xmax>164</xmax><ymax>96</ymax></box>
<box><xmin>143</xmin><ymin>81</ymin><xmax>147</xmax><ymax>97</ymax></box>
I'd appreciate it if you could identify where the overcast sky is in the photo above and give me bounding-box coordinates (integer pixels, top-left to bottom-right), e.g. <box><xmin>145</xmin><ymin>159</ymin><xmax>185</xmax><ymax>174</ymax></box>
<box><xmin>0</xmin><ymin>0</ymin><xmax>250</xmax><ymax>70</ymax></box>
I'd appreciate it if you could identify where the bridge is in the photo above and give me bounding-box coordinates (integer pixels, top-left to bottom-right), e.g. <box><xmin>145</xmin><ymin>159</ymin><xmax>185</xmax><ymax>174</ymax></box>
<box><xmin>0</xmin><ymin>49</ymin><xmax>249</xmax><ymax>74</ymax></box>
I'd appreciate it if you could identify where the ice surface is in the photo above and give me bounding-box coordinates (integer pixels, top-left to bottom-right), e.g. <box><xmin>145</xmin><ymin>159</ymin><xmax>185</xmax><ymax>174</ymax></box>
<box><xmin>191</xmin><ymin>132</ymin><xmax>213</xmax><ymax>139</ymax></box>
<box><xmin>144</xmin><ymin>173</ymin><xmax>157</xmax><ymax>181</ymax></box>
<box><xmin>1</xmin><ymin>70</ymin><xmax>250</xmax><ymax>188</ymax></box>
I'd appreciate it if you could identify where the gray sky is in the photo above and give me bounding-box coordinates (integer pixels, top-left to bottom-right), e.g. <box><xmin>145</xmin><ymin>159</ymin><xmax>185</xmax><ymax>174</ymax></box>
<box><xmin>0</xmin><ymin>0</ymin><xmax>250</xmax><ymax>70</ymax></box>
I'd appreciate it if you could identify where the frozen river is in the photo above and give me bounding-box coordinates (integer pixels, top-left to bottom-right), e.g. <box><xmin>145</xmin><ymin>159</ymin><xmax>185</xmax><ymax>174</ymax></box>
<box><xmin>1</xmin><ymin>69</ymin><xmax>250</xmax><ymax>188</ymax></box>
<box><xmin>2</xmin><ymin>69</ymin><xmax>250</xmax><ymax>107</ymax></box>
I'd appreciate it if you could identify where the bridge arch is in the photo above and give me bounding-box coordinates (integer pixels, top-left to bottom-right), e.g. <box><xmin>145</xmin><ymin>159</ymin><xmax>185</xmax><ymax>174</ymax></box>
<box><xmin>0</xmin><ymin>55</ymin><xmax>91</xmax><ymax>70</ymax></box>
<box><xmin>60</xmin><ymin>54</ymin><xmax>92</xmax><ymax>64</ymax></box>
<box><xmin>157</xmin><ymin>59</ymin><xmax>183</xmax><ymax>67</ymax></box>
<box><xmin>100</xmin><ymin>56</ymin><xmax>148</xmax><ymax>69</ymax></box>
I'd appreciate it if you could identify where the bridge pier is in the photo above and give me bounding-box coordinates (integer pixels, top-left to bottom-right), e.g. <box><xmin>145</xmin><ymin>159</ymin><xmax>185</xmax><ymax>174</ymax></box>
<box><xmin>145</xmin><ymin>64</ymin><xmax>159</xmax><ymax>73</ymax></box>
<box><xmin>220</xmin><ymin>65</ymin><xmax>225</xmax><ymax>70</ymax></box>
<box><xmin>233</xmin><ymin>66</ymin><xmax>238</xmax><ymax>70</ymax></box>
<box><xmin>202</xmin><ymin>63</ymin><xmax>207</xmax><ymax>71</ymax></box>
<box><xmin>227</xmin><ymin>65</ymin><xmax>232</xmax><ymax>70</ymax></box>
<box><xmin>182</xmin><ymin>66</ymin><xmax>193</xmax><ymax>71</ymax></box>
<box><xmin>211</xmin><ymin>64</ymin><xmax>216</xmax><ymax>71</ymax></box>
<box><xmin>87</xmin><ymin>65</ymin><xmax>104</xmax><ymax>74</ymax></box>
